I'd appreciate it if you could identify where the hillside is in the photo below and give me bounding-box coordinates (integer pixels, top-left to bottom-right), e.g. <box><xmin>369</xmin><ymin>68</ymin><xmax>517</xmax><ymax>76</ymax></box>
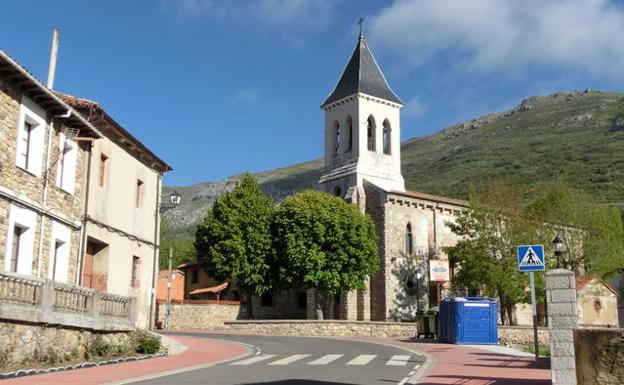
<box><xmin>164</xmin><ymin>90</ymin><xmax>624</xmax><ymax>238</ymax></box>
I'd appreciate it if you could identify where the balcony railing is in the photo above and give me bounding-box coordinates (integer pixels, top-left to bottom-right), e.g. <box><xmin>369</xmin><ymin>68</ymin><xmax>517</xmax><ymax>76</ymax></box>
<box><xmin>0</xmin><ymin>272</ymin><xmax>135</xmax><ymax>331</ymax></box>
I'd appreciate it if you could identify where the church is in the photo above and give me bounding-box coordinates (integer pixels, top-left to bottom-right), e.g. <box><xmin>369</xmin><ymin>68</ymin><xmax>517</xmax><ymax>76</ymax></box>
<box><xmin>307</xmin><ymin>33</ymin><xmax>469</xmax><ymax>321</ymax></box>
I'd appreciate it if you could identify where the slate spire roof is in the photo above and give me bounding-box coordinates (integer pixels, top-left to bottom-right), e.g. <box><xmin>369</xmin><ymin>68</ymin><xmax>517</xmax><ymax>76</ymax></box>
<box><xmin>322</xmin><ymin>34</ymin><xmax>403</xmax><ymax>107</ymax></box>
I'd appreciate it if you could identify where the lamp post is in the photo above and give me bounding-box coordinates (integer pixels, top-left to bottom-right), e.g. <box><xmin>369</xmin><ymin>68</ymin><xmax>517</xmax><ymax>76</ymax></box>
<box><xmin>416</xmin><ymin>272</ymin><xmax>423</xmax><ymax>312</ymax></box>
<box><xmin>552</xmin><ymin>235</ymin><xmax>566</xmax><ymax>269</ymax></box>
<box><xmin>161</xmin><ymin>190</ymin><xmax>181</xmax><ymax>330</ymax></box>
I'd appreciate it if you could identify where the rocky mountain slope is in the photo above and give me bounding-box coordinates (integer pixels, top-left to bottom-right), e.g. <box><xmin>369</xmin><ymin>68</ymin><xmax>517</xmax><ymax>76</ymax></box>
<box><xmin>164</xmin><ymin>90</ymin><xmax>624</xmax><ymax>238</ymax></box>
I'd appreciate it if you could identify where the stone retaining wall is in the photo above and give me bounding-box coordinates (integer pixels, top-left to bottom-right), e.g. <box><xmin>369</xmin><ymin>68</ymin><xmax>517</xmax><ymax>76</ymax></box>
<box><xmin>0</xmin><ymin>320</ymin><xmax>131</xmax><ymax>369</ymax></box>
<box><xmin>225</xmin><ymin>320</ymin><xmax>418</xmax><ymax>338</ymax></box>
<box><xmin>158</xmin><ymin>302</ymin><xmax>245</xmax><ymax>330</ymax></box>
<box><xmin>575</xmin><ymin>328</ymin><xmax>623</xmax><ymax>385</ymax></box>
<box><xmin>498</xmin><ymin>325</ymin><xmax>549</xmax><ymax>348</ymax></box>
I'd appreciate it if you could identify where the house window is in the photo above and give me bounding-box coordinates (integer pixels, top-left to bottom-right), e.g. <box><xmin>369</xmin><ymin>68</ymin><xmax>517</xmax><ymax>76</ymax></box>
<box><xmin>48</xmin><ymin>222</ymin><xmax>70</xmax><ymax>283</ymax></box>
<box><xmin>10</xmin><ymin>226</ymin><xmax>24</xmax><ymax>273</ymax></box>
<box><xmin>131</xmin><ymin>256</ymin><xmax>140</xmax><ymax>288</ymax></box>
<box><xmin>191</xmin><ymin>269</ymin><xmax>199</xmax><ymax>284</ymax></box>
<box><xmin>367</xmin><ymin>115</ymin><xmax>376</xmax><ymax>151</ymax></box>
<box><xmin>383</xmin><ymin>120</ymin><xmax>391</xmax><ymax>155</ymax></box>
<box><xmin>405</xmin><ymin>223</ymin><xmax>414</xmax><ymax>255</ymax></box>
<box><xmin>50</xmin><ymin>240</ymin><xmax>63</xmax><ymax>281</ymax></box>
<box><xmin>135</xmin><ymin>179</ymin><xmax>144</xmax><ymax>208</ymax></box>
<box><xmin>334</xmin><ymin>121</ymin><xmax>340</xmax><ymax>156</ymax></box>
<box><xmin>56</xmin><ymin>132</ymin><xmax>77</xmax><ymax>194</ymax></box>
<box><xmin>347</xmin><ymin>116</ymin><xmax>353</xmax><ymax>152</ymax></box>
<box><xmin>99</xmin><ymin>154</ymin><xmax>108</xmax><ymax>187</ymax></box>
<box><xmin>15</xmin><ymin>96</ymin><xmax>46</xmax><ymax>177</ymax></box>
<box><xmin>261</xmin><ymin>293</ymin><xmax>273</xmax><ymax>307</ymax></box>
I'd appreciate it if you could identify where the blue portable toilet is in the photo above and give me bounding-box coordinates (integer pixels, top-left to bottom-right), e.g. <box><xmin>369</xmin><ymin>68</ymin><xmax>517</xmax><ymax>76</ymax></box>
<box><xmin>438</xmin><ymin>297</ymin><xmax>498</xmax><ymax>345</ymax></box>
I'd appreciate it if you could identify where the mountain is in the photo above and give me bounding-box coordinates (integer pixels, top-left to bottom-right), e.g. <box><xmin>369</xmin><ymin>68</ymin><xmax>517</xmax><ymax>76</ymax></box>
<box><xmin>164</xmin><ymin>90</ymin><xmax>624</xmax><ymax>239</ymax></box>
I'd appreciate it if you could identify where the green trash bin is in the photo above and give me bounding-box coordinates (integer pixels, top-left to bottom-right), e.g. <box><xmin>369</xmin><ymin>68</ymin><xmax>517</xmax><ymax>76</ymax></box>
<box><xmin>427</xmin><ymin>306</ymin><xmax>439</xmax><ymax>339</ymax></box>
<box><xmin>415</xmin><ymin>310</ymin><xmax>429</xmax><ymax>338</ymax></box>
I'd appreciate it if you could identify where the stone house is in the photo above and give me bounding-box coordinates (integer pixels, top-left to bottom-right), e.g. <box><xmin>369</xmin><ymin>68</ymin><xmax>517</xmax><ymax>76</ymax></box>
<box><xmin>58</xmin><ymin>93</ymin><xmax>171</xmax><ymax>329</ymax></box>
<box><xmin>575</xmin><ymin>276</ymin><xmax>619</xmax><ymax>327</ymax></box>
<box><xmin>313</xmin><ymin>34</ymin><xmax>467</xmax><ymax>321</ymax></box>
<box><xmin>0</xmin><ymin>50</ymin><xmax>171</xmax><ymax>330</ymax></box>
<box><xmin>0</xmin><ymin>50</ymin><xmax>101</xmax><ymax>284</ymax></box>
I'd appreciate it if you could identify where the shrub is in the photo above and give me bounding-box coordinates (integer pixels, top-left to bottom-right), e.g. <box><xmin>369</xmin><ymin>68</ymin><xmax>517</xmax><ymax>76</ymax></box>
<box><xmin>131</xmin><ymin>330</ymin><xmax>161</xmax><ymax>355</ymax></box>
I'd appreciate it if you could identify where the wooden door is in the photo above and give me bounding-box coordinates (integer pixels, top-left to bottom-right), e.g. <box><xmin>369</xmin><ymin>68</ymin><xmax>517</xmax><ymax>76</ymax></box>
<box><xmin>82</xmin><ymin>241</ymin><xmax>95</xmax><ymax>288</ymax></box>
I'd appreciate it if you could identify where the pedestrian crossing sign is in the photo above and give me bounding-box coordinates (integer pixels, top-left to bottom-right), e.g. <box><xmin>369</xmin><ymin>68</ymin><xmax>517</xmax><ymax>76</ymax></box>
<box><xmin>517</xmin><ymin>245</ymin><xmax>545</xmax><ymax>272</ymax></box>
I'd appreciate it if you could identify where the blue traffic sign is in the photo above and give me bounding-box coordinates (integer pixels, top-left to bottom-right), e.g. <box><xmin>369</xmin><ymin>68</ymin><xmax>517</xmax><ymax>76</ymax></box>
<box><xmin>517</xmin><ymin>245</ymin><xmax>545</xmax><ymax>272</ymax></box>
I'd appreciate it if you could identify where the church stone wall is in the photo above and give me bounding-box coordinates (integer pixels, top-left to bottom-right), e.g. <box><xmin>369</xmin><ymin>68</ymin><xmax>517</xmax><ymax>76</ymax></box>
<box><xmin>363</xmin><ymin>182</ymin><xmax>387</xmax><ymax>321</ymax></box>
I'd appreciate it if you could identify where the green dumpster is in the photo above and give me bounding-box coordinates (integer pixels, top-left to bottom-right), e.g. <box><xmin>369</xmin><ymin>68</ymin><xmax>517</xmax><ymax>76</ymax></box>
<box><xmin>427</xmin><ymin>306</ymin><xmax>439</xmax><ymax>339</ymax></box>
<box><xmin>415</xmin><ymin>310</ymin><xmax>429</xmax><ymax>338</ymax></box>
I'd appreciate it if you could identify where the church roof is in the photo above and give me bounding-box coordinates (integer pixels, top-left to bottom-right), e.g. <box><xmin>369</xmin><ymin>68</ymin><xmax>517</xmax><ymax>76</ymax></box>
<box><xmin>322</xmin><ymin>34</ymin><xmax>403</xmax><ymax>107</ymax></box>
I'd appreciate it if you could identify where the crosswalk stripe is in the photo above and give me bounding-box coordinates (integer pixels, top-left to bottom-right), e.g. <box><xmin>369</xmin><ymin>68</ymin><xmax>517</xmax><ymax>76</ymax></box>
<box><xmin>268</xmin><ymin>354</ymin><xmax>311</xmax><ymax>366</ymax></box>
<box><xmin>386</xmin><ymin>355</ymin><xmax>410</xmax><ymax>366</ymax></box>
<box><xmin>307</xmin><ymin>354</ymin><xmax>344</xmax><ymax>365</ymax></box>
<box><xmin>229</xmin><ymin>354</ymin><xmax>277</xmax><ymax>366</ymax></box>
<box><xmin>346</xmin><ymin>355</ymin><xmax>377</xmax><ymax>365</ymax></box>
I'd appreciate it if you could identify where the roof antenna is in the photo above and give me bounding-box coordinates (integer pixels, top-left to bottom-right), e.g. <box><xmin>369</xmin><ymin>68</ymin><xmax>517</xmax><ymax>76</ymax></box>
<box><xmin>47</xmin><ymin>28</ymin><xmax>60</xmax><ymax>89</ymax></box>
<box><xmin>357</xmin><ymin>16</ymin><xmax>364</xmax><ymax>38</ymax></box>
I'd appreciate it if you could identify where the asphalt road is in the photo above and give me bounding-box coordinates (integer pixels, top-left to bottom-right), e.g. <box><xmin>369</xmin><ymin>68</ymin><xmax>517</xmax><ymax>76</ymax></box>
<box><xmin>131</xmin><ymin>332</ymin><xmax>427</xmax><ymax>385</ymax></box>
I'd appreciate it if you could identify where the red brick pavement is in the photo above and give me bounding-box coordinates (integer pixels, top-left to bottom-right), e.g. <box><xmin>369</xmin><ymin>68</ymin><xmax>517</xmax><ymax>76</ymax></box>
<box><xmin>1</xmin><ymin>335</ymin><xmax>249</xmax><ymax>385</ymax></box>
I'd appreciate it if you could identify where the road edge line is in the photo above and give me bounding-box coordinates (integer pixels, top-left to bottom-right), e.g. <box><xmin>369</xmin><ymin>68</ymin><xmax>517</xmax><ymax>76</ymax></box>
<box><xmin>103</xmin><ymin>337</ymin><xmax>256</xmax><ymax>385</ymax></box>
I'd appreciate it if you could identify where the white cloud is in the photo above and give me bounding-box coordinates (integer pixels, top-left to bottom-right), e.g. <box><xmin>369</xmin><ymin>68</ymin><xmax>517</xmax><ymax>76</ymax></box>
<box><xmin>370</xmin><ymin>0</ymin><xmax>624</xmax><ymax>79</ymax></box>
<box><xmin>160</xmin><ymin>0</ymin><xmax>340</xmax><ymax>31</ymax></box>
<box><xmin>233</xmin><ymin>88</ymin><xmax>259</xmax><ymax>104</ymax></box>
<box><xmin>404</xmin><ymin>96</ymin><xmax>426</xmax><ymax>119</ymax></box>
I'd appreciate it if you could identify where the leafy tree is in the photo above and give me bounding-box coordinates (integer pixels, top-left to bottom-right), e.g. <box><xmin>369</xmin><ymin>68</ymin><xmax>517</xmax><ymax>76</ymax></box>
<box><xmin>195</xmin><ymin>174</ymin><xmax>274</xmax><ymax>318</ymax></box>
<box><xmin>525</xmin><ymin>182</ymin><xmax>624</xmax><ymax>278</ymax></box>
<box><xmin>159</xmin><ymin>218</ymin><xmax>196</xmax><ymax>270</ymax></box>
<box><xmin>446</xmin><ymin>181</ymin><xmax>544</xmax><ymax>325</ymax></box>
<box><xmin>272</xmin><ymin>190</ymin><xmax>379</xmax><ymax>318</ymax></box>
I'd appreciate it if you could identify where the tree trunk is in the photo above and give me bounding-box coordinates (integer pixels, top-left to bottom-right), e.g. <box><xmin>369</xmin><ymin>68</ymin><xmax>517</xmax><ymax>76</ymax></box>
<box><xmin>246</xmin><ymin>291</ymin><xmax>253</xmax><ymax>320</ymax></box>
<box><xmin>499</xmin><ymin>294</ymin><xmax>509</xmax><ymax>325</ymax></box>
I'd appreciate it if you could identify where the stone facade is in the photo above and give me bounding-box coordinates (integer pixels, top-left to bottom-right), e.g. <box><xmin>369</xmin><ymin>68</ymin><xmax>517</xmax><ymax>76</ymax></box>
<box><xmin>498</xmin><ymin>325</ymin><xmax>549</xmax><ymax>349</ymax></box>
<box><xmin>0</xmin><ymin>320</ymin><xmax>131</xmax><ymax>369</ymax></box>
<box><xmin>226</xmin><ymin>320</ymin><xmax>417</xmax><ymax>338</ymax></box>
<box><xmin>157</xmin><ymin>302</ymin><xmax>245</xmax><ymax>330</ymax></box>
<box><xmin>574</xmin><ymin>328</ymin><xmax>624</xmax><ymax>385</ymax></box>
<box><xmin>0</xmin><ymin>65</ymin><xmax>88</xmax><ymax>285</ymax></box>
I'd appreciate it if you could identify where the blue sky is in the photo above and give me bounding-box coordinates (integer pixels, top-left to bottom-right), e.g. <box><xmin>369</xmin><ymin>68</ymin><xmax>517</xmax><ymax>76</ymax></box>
<box><xmin>2</xmin><ymin>0</ymin><xmax>624</xmax><ymax>186</ymax></box>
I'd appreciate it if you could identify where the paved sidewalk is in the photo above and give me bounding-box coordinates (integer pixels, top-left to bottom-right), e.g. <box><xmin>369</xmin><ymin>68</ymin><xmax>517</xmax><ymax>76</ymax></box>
<box><xmin>1</xmin><ymin>334</ymin><xmax>250</xmax><ymax>385</ymax></box>
<box><xmin>386</xmin><ymin>338</ymin><xmax>551</xmax><ymax>385</ymax></box>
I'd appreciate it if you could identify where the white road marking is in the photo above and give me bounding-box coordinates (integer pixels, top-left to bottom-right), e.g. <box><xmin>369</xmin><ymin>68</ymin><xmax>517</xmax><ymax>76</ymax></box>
<box><xmin>346</xmin><ymin>354</ymin><xmax>377</xmax><ymax>365</ymax></box>
<box><xmin>229</xmin><ymin>354</ymin><xmax>277</xmax><ymax>365</ymax></box>
<box><xmin>386</xmin><ymin>355</ymin><xmax>410</xmax><ymax>366</ymax></box>
<box><xmin>268</xmin><ymin>354</ymin><xmax>311</xmax><ymax>366</ymax></box>
<box><xmin>307</xmin><ymin>354</ymin><xmax>344</xmax><ymax>365</ymax></box>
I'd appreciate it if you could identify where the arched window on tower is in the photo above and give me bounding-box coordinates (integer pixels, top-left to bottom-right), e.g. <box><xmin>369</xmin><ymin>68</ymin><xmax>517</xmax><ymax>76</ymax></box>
<box><xmin>405</xmin><ymin>223</ymin><xmax>414</xmax><ymax>255</ymax></box>
<box><xmin>347</xmin><ymin>116</ymin><xmax>353</xmax><ymax>152</ymax></box>
<box><xmin>334</xmin><ymin>186</ymin><xmax>342</xmax><ymax>197</ymax></box>
<box><xmin>383</xmin><ymin>120</ymin><xmax>391</xmax><ymax>155</ymax></box>
<box><xmin>334</xmin><ymin>121</ymin><xmax>340</xmax><ymax>156</ymax></box>
<box><xmin>367</xmin><ymin>115</ymin><xmax>376</xmax><ymax>151</ymax></box>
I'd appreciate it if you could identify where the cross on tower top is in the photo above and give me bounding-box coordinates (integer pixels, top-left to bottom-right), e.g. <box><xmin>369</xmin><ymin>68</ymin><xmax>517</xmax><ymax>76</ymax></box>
<box><xmin>357</xmin><ymin>16</ymin><xmax>364</xmax><ymax>37</ymax></box>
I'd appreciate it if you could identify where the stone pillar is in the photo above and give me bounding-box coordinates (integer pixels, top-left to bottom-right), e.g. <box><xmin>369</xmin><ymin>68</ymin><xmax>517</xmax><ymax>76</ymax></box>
<box><xmin>546</xmin><ymin>269</ymin><xmax>578</xmax><ymax>385</ymax></box>
<box><xmin>340</xmin><ymin>290</ymin><xmax>358</xmax><ymax>320</ymax></box>
<box><xmin>357</xmin><ymin>277</ymin><xmax>371</xmax><ymax>321</ymax></box>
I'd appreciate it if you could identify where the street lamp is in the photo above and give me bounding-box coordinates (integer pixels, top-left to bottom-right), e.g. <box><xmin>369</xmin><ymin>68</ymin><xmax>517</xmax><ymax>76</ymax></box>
<box><xmin>160</xmin><ymin>191</ymin><xmax>181</xmax><ymax>330</ymax></box>
<box><xmin>416</xmin><ymin>272</ymin><xmax>423</xmax><ymax>312</ymax></box>
<box><xmin>552</xmin><ymin>235</ymin><xmax>566</xmax><ymax>269</ymax></box>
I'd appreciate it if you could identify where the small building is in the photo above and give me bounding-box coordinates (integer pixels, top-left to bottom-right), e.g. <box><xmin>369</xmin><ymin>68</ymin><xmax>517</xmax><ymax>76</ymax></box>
<box><xmin>156</xmin><ymin>269</ymin><xmax>185</xmax><ymax>303</ymax></box>
<box><xmin>576</xmin><ymin>276</ymin><xmax>619</xmax><ymax>327</ymax></box>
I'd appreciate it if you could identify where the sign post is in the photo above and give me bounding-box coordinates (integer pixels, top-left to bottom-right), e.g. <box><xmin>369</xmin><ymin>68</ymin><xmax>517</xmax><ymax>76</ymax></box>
<box><xmin>517</xmin><ymin>245</ymin><xmax>545</xmax><ymax>362</ymax></box>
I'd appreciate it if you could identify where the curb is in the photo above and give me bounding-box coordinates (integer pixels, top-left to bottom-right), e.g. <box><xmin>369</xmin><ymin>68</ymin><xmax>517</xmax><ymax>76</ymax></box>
<box><xmin>0</xmin><ymin>353</ymin><xmax>167</xmax><ymax>380</ymax></box>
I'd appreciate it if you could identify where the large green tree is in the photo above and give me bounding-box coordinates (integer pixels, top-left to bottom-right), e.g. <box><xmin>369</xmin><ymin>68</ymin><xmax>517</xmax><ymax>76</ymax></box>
<box><xmin>195</xmin><ymin>174</ymin><xmax>274</xmax><ymax>318</ymax></box>
<box><xmin>272</xmin><ymin>190</ymin><xmax>379</xmax><ymax>318</ymax></box>
<box><xmin>446</xmin><ymin>181</ymin><xmax>545</xmax><ymax>325</ymax></box>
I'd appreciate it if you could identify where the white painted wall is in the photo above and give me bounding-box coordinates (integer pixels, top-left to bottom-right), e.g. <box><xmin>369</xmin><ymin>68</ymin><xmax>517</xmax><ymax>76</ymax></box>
<box><xmin>15</xmin><ymin>95</ymin><xmax>46</xmax><ymax>177</ymax></box>
<box><xmin>48</xmin><ymin>221</ymin><xmax>70</xmax><ymax>283</ymax></box>
<box><xmin>4</xmin><ymin>204</ymin><xmax>37</xmax><ymax>275</ymax></box>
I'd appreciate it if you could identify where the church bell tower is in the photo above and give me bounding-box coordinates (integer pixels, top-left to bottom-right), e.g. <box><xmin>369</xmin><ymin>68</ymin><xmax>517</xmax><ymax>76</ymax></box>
<box><xmin>319</xmin><ymin>33</ymin><xmax>405</xmax><ymax>198</ymax></box>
